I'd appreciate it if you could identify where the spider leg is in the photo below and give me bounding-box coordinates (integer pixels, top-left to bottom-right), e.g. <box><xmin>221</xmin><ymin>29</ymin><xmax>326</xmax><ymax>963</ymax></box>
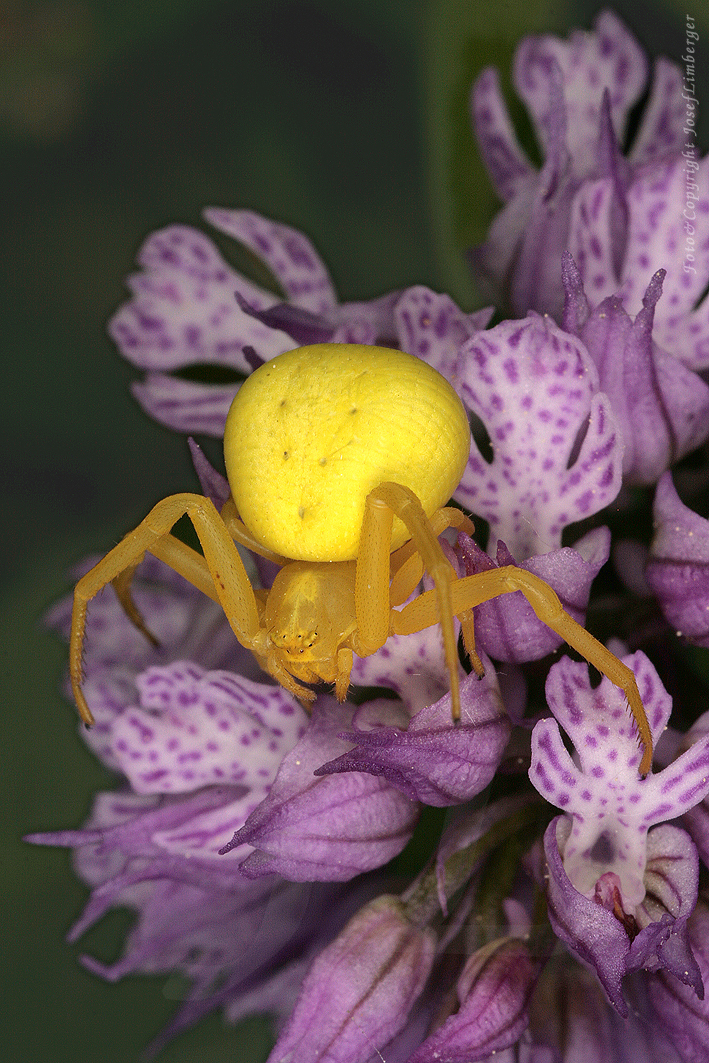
<box><xmin>220</xmin><ymin>496</ymin><xmax>287</xmax><ymax>565</ymax></box>
<box><xmin>264</xmin><ymin>651</ymin><xmax>318</xmax><ymax>704</ymax></box>
<box><xmin>111</xmin><ymin>559</ymin><xmax>161</xmax><ymax>648</ymax></box>
<box><xmin>387</xmin><ymin>507</ymin><xmax>483</xmax><ymax>678</ymax></box>
<box><xmin>388</xmin><ymin>507</ymin><xmax>475</xmax><ymax>605</ymax></box>
<box><xmin>110</xmin><ymin>533</ymin><xmax>223</xmax><ymax>649</ymax></box>
<box><xmin>335</xmin><ymin>648</ymin><xmax>354</xmax><ymax>702</ymax></box>
<box><xmin>70</xmin><ymin>493</ymin><xmax>262</xmax><ymax>726</ymax></box>
<box><xmin>354</xmin><ymin>482</ymin><xmax>465</xmax><ymax>725</ymax></box>
<box><xmin>393</xmin><ymin>565</ymin><xmax>653</xmax><ymax>775</ymax></box>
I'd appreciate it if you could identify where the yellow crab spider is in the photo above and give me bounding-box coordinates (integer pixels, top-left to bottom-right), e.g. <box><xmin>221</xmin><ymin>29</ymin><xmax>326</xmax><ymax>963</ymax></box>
<box><xmin>69</xmin><ymin>343</ymin><xmax>653</xmax><ymax>775</ymax></box>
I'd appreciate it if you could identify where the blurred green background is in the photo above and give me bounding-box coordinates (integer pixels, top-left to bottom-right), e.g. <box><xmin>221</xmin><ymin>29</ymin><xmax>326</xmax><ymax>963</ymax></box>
<box><xmin>3</xmin><ymin>0</ymin><xmax>707</xmax><ymax>1059</ymax></box>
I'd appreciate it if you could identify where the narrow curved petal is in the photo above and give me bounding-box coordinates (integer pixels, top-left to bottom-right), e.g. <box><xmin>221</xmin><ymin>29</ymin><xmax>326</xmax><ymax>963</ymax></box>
<box><xmin>188</xmin><ymin>438</ymin><xmax>231</xmax><ymax>510</ymax></box>
<box><xmin>203</xmin><ymin>207</ymin><xmax>339</xmax><ymax>314</ymax></box>
<box><xmin>470</xmin><ymin>66</ymin><xmax>535</xmax><ymax>202</ymax></box>
<box><xmin>132</xmin><ymin>373</ymin><xmax>238</xmax><ymax>436</ymax></box>
<box><xmin>507</xmin><ymin>62</ymin><xmax>574</xmax><ymax>319</ymax></box>
<box><xmin>629</xmin><ymin>58</ymin><xmax>688</xmax><ymax>168</ymax></box>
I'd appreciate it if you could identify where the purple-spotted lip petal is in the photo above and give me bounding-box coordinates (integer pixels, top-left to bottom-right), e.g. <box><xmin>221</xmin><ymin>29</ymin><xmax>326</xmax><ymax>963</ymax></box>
<box><xmin>109</xmin><ymin>220</ymin><xmax>294</xmax><ymax>373</ymax></box>
<box><xmin>132</xmin><ymin>373</ymin><xmax>238</xmax><ymax>437</ymax></box>
<box><xmin>532</xmin><ymin>651</ymin><xmax>709</xmax><ymax>912</ymax></box>
<box><xmin>109</xmin><ymin>660</ymin><xmax>307</xmax><ymax>796</ymax></box>
<box><xmin>314</xmin><ymin>663</ymin><xmax>509</xmax><ymax>807</ymax></box>
<box><xmin>471</xmin><ymin>11</ymin><xmax>653</xmax><ymax>201</ymax></box>
<box><xmin>349</xmin><ymin>623</ymin><xmax>457</xmax><ymax>717</ymax></box>
<box><xmin>394</xmin><ymin>285</ymin><xmax>493</xmax><ymax>390</ymax></box>
<box><xmin>31</xmin><ymin>776</ymin><xmax>354</xmax><ymax>1057</ymax></box>
<box><xmin>220</xmin><ymin>700</ymin><xmax>419</xmax><ymax>881</ymax></box>
<box><xmin>109</xmin><ymin>209</ymin><xmax>403</xmax><ymax>435</ymax></box>
<box><xmin>646</xmin><ymin>472</ymin><xmax>709</xmax><ymax>646</ymax></box>
<box><xmin>45</xmin><ymin>553</ymin><xmax>263</xmax><ymax>771</ymax></box>
<box><xmin>453</xmin><ymin>314</ymin><xmax>622</xmax><ymax>557</ymax></box>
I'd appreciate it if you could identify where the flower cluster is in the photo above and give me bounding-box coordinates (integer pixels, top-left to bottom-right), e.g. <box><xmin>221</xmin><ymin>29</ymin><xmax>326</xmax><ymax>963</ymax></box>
<box><xmin>29</xmin><ymin>10</ymin><xmax>709</xmax><ymax>1061</ymax></box>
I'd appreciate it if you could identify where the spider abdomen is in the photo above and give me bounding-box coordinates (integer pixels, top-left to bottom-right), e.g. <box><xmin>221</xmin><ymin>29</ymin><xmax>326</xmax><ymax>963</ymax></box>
<box><xmin>224</xmin><ymin>344</ymin><xmax>470</xmax><ymax>561</ymax></box>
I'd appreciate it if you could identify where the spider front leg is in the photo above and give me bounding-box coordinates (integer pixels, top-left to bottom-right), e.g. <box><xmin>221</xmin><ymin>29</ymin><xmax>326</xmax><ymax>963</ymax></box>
<box><xmin>354</xmin><ymin>482</ymin><xmax>466</xmax><ymax>724</ymax></box>
<box><xmin>393</xmin><ymin>565</ymin><xmax>653</xmax><ymax>775</ymax></box>
<box><xmin>70</xmin><ymin>493</ymin><xmax>263</xmax><ymax>725</ymax></box>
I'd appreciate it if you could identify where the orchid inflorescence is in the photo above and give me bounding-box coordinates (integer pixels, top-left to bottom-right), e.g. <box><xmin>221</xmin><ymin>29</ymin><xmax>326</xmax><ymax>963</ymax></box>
<box><xmin>28</xmin><ymin>10</ymin><xmax>709</xmax><ymax>1061</ymax></box>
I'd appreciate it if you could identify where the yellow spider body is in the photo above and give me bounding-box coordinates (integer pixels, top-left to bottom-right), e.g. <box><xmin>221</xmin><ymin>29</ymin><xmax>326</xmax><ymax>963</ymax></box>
<box><xmin>224</xmin><ymin>344</ymin><xmax>470</xmax><ymax>560</ymax></box>
<box><xmin>70</xmin><ymin>343</ymin><xmax>653</xmax><ymax>774</ymax></box>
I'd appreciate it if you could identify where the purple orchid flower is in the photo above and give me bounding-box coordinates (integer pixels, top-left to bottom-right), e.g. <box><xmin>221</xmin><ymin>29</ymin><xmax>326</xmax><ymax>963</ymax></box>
<box><xmin>315</xmin><ymin>652</ymin><xmax>510</xmax><ymax>807</ymax></box>
<box><xmin>30</xmin><ymin>10</ymin><xmax>709</xmax><ymax>1060</ymax></box>
<box><xmin>469</xmin><ymin>9</ymin><xmax>706</xmax><ymax>345</ymax></box>
<box><xmin>110</xmin><ymin>208</ymin><xmax>401</xmax><ymax>435</ymax></box>
<box><xmin>432</xmin><ymin>312</ymin><xmax>621</xmax><ymax>664</ymax></box>
<box><xmin>531</xmin><ymin>651</ymin><xmax>709</xmax><ymax>1013</ymax></box>
<box><xmin>562</xmin><ymin>254</ymin><xmax>709</xmax><ymax>484</ymax></box>
<box><xmin>568</xmin><ymin>151</ymin><xmax>709</xmax><ymax>370</ymax></box>
<box><xmin>265</xmin><ymin>894</ymin><xmax>436</xmax><ymax>1063</ymax></box>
